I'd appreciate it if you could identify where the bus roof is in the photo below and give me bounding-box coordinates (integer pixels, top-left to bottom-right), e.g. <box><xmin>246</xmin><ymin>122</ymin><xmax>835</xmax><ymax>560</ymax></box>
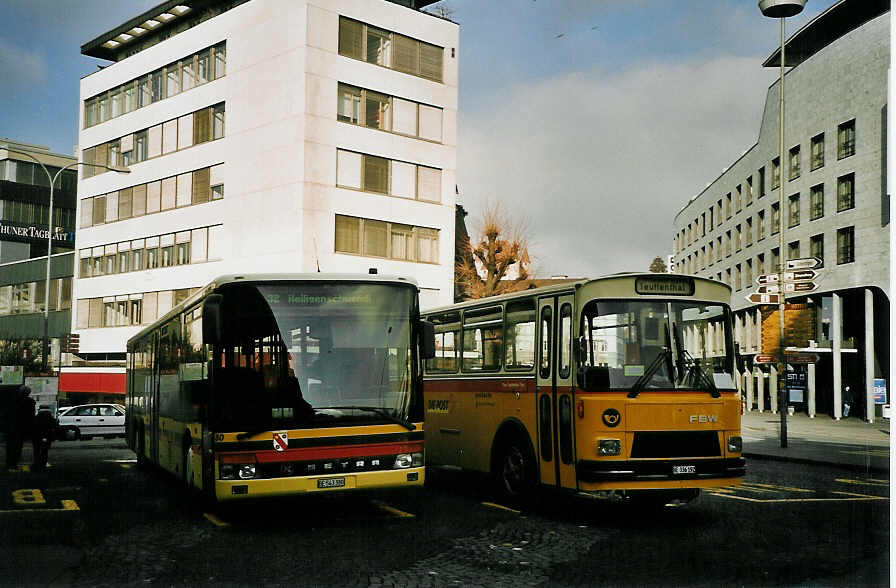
<box><xmin>422</xmin><ymin>272</ymin><xmax>731</xmax><ymax>315</ymax></box>
<box><xmin>126</xmin><ymin>273</ymin><xmax>420</xmax><ymax>347</ymax></box>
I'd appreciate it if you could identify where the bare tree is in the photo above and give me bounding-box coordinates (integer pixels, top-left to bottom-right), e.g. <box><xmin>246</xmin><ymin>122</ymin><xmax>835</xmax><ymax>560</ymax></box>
<box><xmin>649</xmin><ymin>256</ymin><xmax>668</xmax><ymax>273</ymax></box>
<box><xmin>456</xmin><ymin>202</ymin><xmax>533</xmax><ymax>299</ymax></box>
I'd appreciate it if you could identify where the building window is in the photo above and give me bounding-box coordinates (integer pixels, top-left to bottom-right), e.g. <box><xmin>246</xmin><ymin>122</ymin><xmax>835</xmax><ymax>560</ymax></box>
<box><xmin>757</xmin><ymin>253</ymin><xmax>765</xmax><ymax>276</ymax></box>
<box><xmin>771</xmin><ymin>157</ymin><xmax>780</xmax><ymax>190</ymax></box>
<box><xmin>83</xmin><ymin>43</ymin><xmax>225</xmax><ymax>129</ymax></box>
<box><xmin>79</xmin><ymin>164</ymin><xmax>223</xmax><ymax>229</ymax></box>
<box><xmin>82</xmin><ymin>103</ymin><xmax>224</xmax><ymax>178</ymax></box>
<box><xmin>788</xmin><ymin>145</ymin><xmax>800</xmax><ymax>180</ymax></box>
<box><xmin>735</xmin><ymin>185</ymin><xmax>742</xmax><ymax>212</ymax></box>
<box><xmin>336</xmin><ymin>149</ymin><xmax>442</xmax><ymax>202</ymax></box>
<box><xmin>836</xmin><ymin>227</ymin><xmax>854</xmax><ymax>264</ymax></box>
<box><xmin>788</xmin><ymin>193</ymin><xmax>800</xmax><ymax>227</ymax></box>
<box><xmin>771</xmin><ymin>203</ymin><xmax>780</xmax><ymax>234</ymax></box>
<box><xmin>757</xmin><ymin>210</ymin><xmax>765</xmax><ymax>241</ymax></box>
<box><xmin>735</xmin><ymin>224</ymin><xmax>742</xmax><ymax>252</ymax></box>
<box><xmin>725</xmin><ymin>193</ymin><xmax>732</xmax><ymax>219</ymax></box>
<box><xmin>725</xmin><ymin>230</ymin><xmax>731</xmax><ymax>257</ymax></box>
<box><xmin>810</xmin><ymin>234</ymin><xmax>824</xmax><ymax>267</ymax></box>
<box><xmin>788</xmin><ymin>240</ymin><xmax>800</xmax><ymax>260</ymax></box>
<box><xmin>338</xmin><ymin>16</ymin><xmax>443</xmax><ymax>83</ymax></box>
<box><xmin>337</xmin><ymin>83</ymin><xmax>443</xmax><ymax>142</ymax></box>
<box><xmin>810</xmin><ymin>184</ymin><xmax>824</xmax><ymax>220</ymax></box>
<box><xmin>334</xmin><ymin>214</ymin><xmax>439</xmax><ymax>264</ymax></box>
<box><xmin>745</xmin><ymin>176</ymin><xmax>753</xmax><ymax>206</ymax></box>
<box><xmin>837</xmin><ymin>119</ymin><xmax>855</xmax><ymax>159</ymax></box>
<box><xmin>810</xmin><ymin>133</ymin><xmax>824</xmax><ymax>170</ymax></box>
<box><xmin>771</xmin><ymin>247</ymin><xmax>780</xmax><ymax>272</ymax></box>
<box><xmin>837</xmin><ymin>173</ymin><xmax>855</xmax><ymax>212</ymax></box>
<box><xmin>758</xmin><ymin>166</ymin><xmax>765</xmax><ymax>198</ymax></box>
<box><xmin>745</xmin><ymin>217</ymin><xmax>753</xmax><ymax>246</ymax></box>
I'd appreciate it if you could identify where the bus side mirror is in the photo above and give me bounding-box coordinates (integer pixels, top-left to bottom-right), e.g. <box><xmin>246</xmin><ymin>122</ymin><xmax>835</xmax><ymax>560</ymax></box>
<box><xmin>202</xmin><ymin>294</ymin><xmax>224</xmax><ymax>345</ymax></box>
<box><xmin>421</xmin><ymin>320</ymin><xmax>436</xmax><ymax>359</ymax></box>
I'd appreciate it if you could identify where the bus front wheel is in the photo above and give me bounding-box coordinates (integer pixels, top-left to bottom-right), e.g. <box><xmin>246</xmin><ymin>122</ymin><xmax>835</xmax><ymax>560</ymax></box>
<box><xmin>495</xmin><ymin>437</ymin><xmax>537</xmax><ymax>508</ymax></box>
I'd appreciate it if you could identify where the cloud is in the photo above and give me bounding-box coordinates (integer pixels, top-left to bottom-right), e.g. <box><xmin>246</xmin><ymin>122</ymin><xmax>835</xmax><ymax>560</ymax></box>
<box><xmin>458</xmin><ymin>56</ymin><xmax>777</xmax><ymax>278</ymax></box>
<box><xmin>0</xmin><ymin>38</ymin><xmax>46</xmax><ymax>87</ymax></box>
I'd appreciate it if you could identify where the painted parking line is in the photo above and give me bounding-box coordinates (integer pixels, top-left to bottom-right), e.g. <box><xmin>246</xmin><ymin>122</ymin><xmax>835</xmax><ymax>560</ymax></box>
<box><xmin>203</xmin><ymin>513</ymin><xmax>230</xmax><ymax>527</ymax></box>
<box><xmin>835</xmin><ymin>478</ymin><xmax>889</xmax><ymax>487</ymax></box>
<box><xmin>481</xmin><ymin>501</ymin><xmax>520</xmax><ymax>514</ymax></box>
<box><xmin>370</xmin><ymin>499</ymin><xmax>415</xmax><ymax>518</ymax></box>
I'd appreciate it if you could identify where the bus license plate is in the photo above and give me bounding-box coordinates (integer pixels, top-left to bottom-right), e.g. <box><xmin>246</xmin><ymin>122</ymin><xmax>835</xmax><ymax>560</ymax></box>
<box><xmin>673</xmin><ymin>465</ymin><xmax>696</xmax><ymax>474</ymax></box>
<box><xmin>318</xmin><ymin>477</ymin><xmax>346</xmax><ymax>489</ymax></box>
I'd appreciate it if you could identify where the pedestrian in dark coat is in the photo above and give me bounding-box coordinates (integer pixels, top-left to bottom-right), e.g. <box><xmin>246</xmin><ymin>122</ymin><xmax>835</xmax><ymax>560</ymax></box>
<box><xmin>32</xmin><ymin>408</ymin><xmax>57</xmax><ymax>472</ymax></box>
<box><xmin>5</xmin><ymin>385</ymin><xmax>35</xmax><ymax>470</ymax></box>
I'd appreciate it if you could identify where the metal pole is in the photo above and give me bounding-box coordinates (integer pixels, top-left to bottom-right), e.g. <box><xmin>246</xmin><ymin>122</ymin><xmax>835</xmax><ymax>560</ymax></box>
<box><xmin>777</xmin><ymin>16</ymin><xmax>788</xmax><ymax>448</ymax></box>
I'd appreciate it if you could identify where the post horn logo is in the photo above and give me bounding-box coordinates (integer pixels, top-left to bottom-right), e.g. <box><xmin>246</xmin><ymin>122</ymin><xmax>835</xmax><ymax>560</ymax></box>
<box><xmin>602</xmin><ymin>408</ymin><xmax>621</xmax><ymax>428</ymax></box>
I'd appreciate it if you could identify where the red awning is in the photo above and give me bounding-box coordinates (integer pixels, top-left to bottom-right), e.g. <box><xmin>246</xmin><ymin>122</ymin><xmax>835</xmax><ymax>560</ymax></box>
<box><xmin>59</xmin><ymin>372</ymin><xmax>126</xmax><ymax>396</ymax></box>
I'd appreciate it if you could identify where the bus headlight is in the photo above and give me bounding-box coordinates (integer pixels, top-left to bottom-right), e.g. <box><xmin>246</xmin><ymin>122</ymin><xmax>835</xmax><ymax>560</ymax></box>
<box><xmin>238</xmin><ymin>464</ymin><xmax>257</xmax><ymax>479</ymax></box>
<box><xmin>394</xmin><ymin>454</ymin><xmax>413</xmax><ymax>468</ymax></box>
<box><xmin>727</xmin><ymin>436</ymin><xmax>743</xmax><ymax>453</ymax></box>
<box><xmin>598</xmin><ymin>439</ymin><xmax>621</xmax><ymax>456</ymax></box>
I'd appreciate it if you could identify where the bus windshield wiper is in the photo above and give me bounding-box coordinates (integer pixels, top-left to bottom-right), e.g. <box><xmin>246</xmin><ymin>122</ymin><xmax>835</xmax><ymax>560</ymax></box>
<box><xmin>678</xmin><ymin>349</ymin><xmax>721</xmax><ymax>398</ymax></box>
<box><xmin>628</xmin><ymin>349</ymin><xmax>672</xmax><ymax>398</ymax></box>
<box><xmin>318</xmin><ymin>406</ymin><xmax>416</xmax><ymax>431</ymax></box>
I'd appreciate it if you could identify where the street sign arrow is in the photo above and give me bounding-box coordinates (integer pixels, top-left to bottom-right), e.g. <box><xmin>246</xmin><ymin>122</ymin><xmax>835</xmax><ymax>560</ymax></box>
<box><xmin>754</xmin><ymin>354</ymin><xmax>777</xmax><ymax>363</ymax></box>
<box><xmin>786</xmin><ymin>281</ymin><xmax>817</xmax><ymax>293</ymax></box>
<box><xmin>746</xmin><ymin>292</ymin><xmax>780</xmax><ymax>304</ymax></box>
<box><xmin>758</xmin><ymin>284</ymin><xmax>780</xmax><ymax>294</ymax></box>
<box><xmin>785</xmin><ymin>257</ymin><xmax>822</xmax><ymax>270</ymax></box>
<box><xmin>783</xmin><ymin>269</ymin><xmax>817</xmax><ymax>282</ymax></box>
<box><xmin>756</xmin><ymin>274</ymin><xmax>780</xmax><ymax>285</ymax></box>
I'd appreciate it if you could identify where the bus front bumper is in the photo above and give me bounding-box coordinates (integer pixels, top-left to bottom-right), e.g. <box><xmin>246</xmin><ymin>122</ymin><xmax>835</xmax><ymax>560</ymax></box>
<box><xmin>577</xmin><ymin>457</ymin><xmax>746</xmax><ymax>484</ymax></box>
<box><xmin>215</xmin><ymin>467</ymin><xmax>425</xmax><ymax>501</ymax></box>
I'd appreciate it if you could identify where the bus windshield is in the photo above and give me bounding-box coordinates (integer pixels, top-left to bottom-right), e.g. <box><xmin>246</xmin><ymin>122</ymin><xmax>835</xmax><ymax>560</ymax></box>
<box><xmin>579</xmin><ymin>299</ymin><xmax>736</xmax><ymax>393</ymax></box>
<box><xmin>211</xmin><ymin>282</ymin><xmax>416</xmax><ymax>432</ymax></box>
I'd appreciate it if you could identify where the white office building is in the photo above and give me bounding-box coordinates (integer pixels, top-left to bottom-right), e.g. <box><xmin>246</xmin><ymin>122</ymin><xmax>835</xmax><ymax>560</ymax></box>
<box><xmin>74</xmin><ymin>0</ymin><xmax>458</xmax><ymax>379</ymax></box>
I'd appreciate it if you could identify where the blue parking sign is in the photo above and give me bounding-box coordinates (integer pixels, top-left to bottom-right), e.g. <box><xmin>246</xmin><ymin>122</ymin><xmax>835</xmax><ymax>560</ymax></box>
<box><xmin>873</xmin><ymin>378</ymin><xmax>887</xmax><ymax>404</ymax></box>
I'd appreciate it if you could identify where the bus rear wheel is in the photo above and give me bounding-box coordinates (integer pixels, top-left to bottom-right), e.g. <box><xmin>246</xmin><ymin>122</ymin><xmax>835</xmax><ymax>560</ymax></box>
<box><xmin>495</xmin><ymin>437</ymin><xmax>537</xmax><ymax>508</ymax></box>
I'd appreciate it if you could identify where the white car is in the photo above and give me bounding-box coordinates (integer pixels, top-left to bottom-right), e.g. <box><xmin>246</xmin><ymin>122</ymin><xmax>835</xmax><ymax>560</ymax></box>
<box><xmin>58</xmin><ymin>403</ymin><xmax>126</xmax><ymax>440</ymax></box>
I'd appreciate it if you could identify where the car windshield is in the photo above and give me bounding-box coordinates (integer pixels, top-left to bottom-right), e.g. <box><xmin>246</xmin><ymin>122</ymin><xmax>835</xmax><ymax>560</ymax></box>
<box><xmin>210</xmin><ymin>282</ymin><xmax>417</xmax><ymax>432</ymax></box>
<box><xmin>579</xmin><ymin>299</ymin><xmax>736</xmax><ymax>392</ymax></box>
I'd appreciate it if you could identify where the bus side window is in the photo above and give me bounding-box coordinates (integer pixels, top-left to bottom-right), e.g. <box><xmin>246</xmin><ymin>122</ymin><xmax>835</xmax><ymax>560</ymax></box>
<box><xmin>505</xmin><ymin>299</ymin><xmax>536</xmax><ymax>371</ymax></box>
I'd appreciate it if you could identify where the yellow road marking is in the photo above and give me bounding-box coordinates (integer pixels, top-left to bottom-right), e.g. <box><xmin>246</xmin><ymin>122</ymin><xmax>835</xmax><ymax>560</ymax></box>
<box><xmin>0</xmin><ymin>499</ymin><xmax>79</xmax><ymax>513</ymax></box>
<box><xmin>482</xmin><ymin>502</ymin><xmax>520</xmax><ymax>514</ymax></box>
<box><xmin>746</xmin><ymin>482</ymin><xmax>813</xmax><ymax>493</ymax></box>
<box><xmin>371</xmin><ymin>500</ymin><xmax>415</xmax><ymax>518</ymax></box>
<box><xmin>12</xmin><ymin>489</ymin><xmax>45</xmax><ymax>505</ymax></box>
<box><xmin>203</xmin><ymin>513</ymin><xmax>230</xmax><ymax>527</ymax></box>
<box><xmin>835</xmin><ymin>478</ymin><xmax>889</xmax><ymax>487</ymax></box>
<box><xmin>710</xmin><ymin>493</ymin><xmax>887</xmax><ymax>503</ymax></box>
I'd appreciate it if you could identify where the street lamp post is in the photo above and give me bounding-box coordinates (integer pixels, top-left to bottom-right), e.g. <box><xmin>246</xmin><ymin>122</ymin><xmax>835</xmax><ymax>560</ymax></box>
<box><xmin>0</xmin><ymin>145</ymin><xmax>130</xmax><ymax>373</ymax></box>
<box><xmin>758</xmin><ymin>0</ymin><xmax>805</xmax><ymax>448</ymax></box>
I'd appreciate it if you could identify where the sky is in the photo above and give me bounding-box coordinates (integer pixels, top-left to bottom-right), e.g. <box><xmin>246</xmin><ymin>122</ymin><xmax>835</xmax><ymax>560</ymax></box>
<box><xmin>0</xmin><ymin>0</ymin><xmax>829</xmax><ymax>278</ymax></box>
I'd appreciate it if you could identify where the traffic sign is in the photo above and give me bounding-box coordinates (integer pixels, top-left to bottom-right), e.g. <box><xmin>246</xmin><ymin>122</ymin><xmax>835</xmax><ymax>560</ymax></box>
<box><xmin>746</xmin><ymin>292</ymin><xmax>780</xmax><ymax>304</ymax></box>
<box><xmin>783</xmin><ymin>269</ymin><xmax>817</xmax><ymax>282</ymax></box>
<box><xmin>785</xmin><ymin>257</ymin><xmax>822</xmax><ymax>270</ymax></box>
<box><xmin>754</xmin><ymin>354</ymin><xmax>777</xmax><ymax>363</ymax></box>
<box><xmin>756</xmin><ymin>274</ymin><xmax>780</xmax><ymax>285</ymax></box>
<box><xmin>785</xmin><ymin>353</ymin><xmax>820</xmax><ymax>364</ymax></box>
<box><xmin>760</xmin><ymin>282</ymin><xmax>818</xmax><ymax>294</ymax></box>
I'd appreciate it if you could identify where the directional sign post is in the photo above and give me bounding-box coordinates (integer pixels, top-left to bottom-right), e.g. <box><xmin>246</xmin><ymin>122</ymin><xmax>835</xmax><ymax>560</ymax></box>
<box><xmin>756</xmin><ymin>273</ymin><xmax>780</xmax><ymax>285</ymax></box>
<box><xmin>754</xmin><ymin>354</ymin><xmax>777</xmax><ymax>364</ymax></box>
<box><xmin>783</xmin><ymin>269</ymin><xmax>818</xmax><ymax>282</ymax></box>
<box><xmin>746</xmin><ymin>292</ymin><xmax>780</xmax><ymax>304</ymax></box>
<box><xmin>785</xmin><ymin>353</ymin><xmax>821</xmax><ymax>364</ymax></box>
<box><xmin>785</xmin><ymin>257</ymin><xmax>822</xmax><ymax>270</ymax></box>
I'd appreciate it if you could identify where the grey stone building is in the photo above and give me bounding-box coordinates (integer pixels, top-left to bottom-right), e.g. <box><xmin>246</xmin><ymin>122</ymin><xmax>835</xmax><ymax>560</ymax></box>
<box><xmin>672</xmin><ymin>0</ymin><xmax>889</xmax><ymax>422</ymax></box>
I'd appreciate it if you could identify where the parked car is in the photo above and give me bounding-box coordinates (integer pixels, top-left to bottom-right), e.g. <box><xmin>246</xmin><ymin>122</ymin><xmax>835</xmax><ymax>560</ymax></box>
<box><xmin>57</xmin><ymin>403</ymin><xmax>126</xmax><ymax>440</ymax></box>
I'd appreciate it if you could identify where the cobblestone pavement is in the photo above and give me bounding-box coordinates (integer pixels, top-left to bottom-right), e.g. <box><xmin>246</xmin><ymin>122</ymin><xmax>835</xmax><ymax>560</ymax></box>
<box><xmin>373</xmin><ymin>516</ymin><xmax>600</xmax><ymax>587</ymax></box>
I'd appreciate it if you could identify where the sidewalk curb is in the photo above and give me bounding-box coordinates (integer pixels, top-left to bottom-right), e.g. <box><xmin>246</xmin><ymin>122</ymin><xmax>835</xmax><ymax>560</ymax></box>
<box><xmin>743</xmin><ymin>451</ymin><xmax>889</xmax><ymax>475</ymax></box>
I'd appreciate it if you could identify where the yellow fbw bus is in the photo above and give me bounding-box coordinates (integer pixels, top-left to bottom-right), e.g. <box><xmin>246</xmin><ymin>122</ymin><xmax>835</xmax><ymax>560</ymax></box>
<box><xmin>423</xmin><ymin>273</ymin><xmax>744</xmax><ymax>507</ymax></box>
<box><xmin>126</xmin><ymin>274</ymin><xmax>435</xmax><ymax>503</ymax></box>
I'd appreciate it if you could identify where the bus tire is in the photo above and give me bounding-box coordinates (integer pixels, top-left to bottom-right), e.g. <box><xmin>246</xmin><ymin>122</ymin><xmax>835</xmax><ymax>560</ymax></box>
<box><xmin>494</xmin><ymin>434</ymin><xmax>537</xmax><ymax>508</ymax></box>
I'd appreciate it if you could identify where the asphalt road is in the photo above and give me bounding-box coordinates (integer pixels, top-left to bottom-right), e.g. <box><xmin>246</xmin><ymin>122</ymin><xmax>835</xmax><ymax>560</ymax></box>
<box><xmin>0</xmin><ymin>440</ymin><xmax>889</xmax><ymax>587</ymax></box>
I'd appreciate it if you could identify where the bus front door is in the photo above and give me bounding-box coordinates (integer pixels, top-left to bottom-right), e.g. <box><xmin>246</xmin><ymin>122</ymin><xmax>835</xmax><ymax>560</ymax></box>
<box><xmin>536</xmin><ymin>295</ymin><xmax>577</xmax><ymax>490</ymax></box>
